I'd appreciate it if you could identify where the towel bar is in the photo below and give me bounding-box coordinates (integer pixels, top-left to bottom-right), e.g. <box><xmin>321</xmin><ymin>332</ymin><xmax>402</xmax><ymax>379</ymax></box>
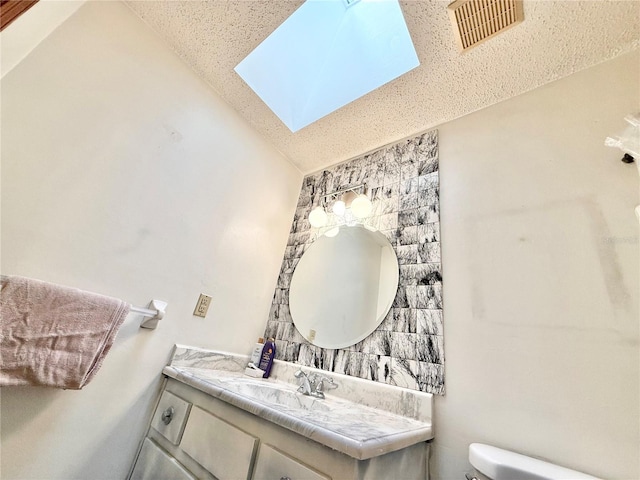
<box><xmin>0</xmin><ymin>275</ymin><xmax>166</xmax><ymax>329</ymax></box>
<box><xmin>134</xmin><ymin>299</ymin><xmax>167</xmax><ymax>330</ymax></box>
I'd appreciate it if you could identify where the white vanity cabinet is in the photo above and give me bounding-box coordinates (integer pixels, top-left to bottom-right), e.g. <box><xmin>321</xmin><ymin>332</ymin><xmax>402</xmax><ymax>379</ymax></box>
<box><xmin>180</xmin><ymin>406</ymin><xmax>258</xmax><ymax>480</ymax></box>
<box><xmin>130</xmin><ymin>377</ymin><xmax>429</xmax><ymax>480</ymax></box>
<box><xmin>252</xmin><ymin>444</ymin><xmax>330</xmax><ymax>480</ymax></box>
<box><xmin>130</xmin><ymin>438</ymin><xmax>196</xmax><ymax>480</ymax></box>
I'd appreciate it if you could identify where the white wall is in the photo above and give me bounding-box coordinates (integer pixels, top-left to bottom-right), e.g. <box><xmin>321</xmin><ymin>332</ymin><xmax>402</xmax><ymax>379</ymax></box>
<box><xmin>0</xmin><ymin>2</ymin><xmax>301</xmax><ymax>479</ymax></box>
<box><xmin>0</xmin><ymin>0</ymin><xmax>85</xmax><ymax>78</ymax></box>
<box><xmin>1</xmin><ymin>2</ymin><xmax>637</xmax><ymax>479</ymax></box>
<box><xmin>434</xmin><ymin>50</ymin><xmax>639</xmax><ymax>479</ymax></box>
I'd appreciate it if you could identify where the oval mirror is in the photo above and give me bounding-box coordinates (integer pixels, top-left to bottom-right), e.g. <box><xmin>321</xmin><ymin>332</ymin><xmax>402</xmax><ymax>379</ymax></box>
<box><xmin>289</xmin><ymin>225</ymin><xmax>399</xmax><ymax>349</ymax></box>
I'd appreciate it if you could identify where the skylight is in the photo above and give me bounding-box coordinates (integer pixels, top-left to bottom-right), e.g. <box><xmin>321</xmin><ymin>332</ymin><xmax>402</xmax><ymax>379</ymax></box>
<box><xmin>234</xmin><ymin>0</ymin><xmax>419</xmax><ymax>133</ymax></box>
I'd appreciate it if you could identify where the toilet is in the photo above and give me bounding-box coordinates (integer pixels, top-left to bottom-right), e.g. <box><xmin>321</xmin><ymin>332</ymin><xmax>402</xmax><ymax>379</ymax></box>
<box><xmin>468</xmin><ymin>443</ymin><xmax>601</xmax><ymax>480</ymax></box>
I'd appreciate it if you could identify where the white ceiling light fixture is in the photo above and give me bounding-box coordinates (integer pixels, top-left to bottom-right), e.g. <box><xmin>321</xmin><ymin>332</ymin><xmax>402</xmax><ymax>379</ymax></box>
<box><xmin>234</xmin><ymin>0</ymin><xmax>419</xmax><ymax>133</ymax></box>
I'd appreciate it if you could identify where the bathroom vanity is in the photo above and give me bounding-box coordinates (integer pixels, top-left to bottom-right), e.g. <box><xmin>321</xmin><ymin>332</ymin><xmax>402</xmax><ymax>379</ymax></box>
<box><xmin>129</xmin><ymin>345</ymin><xmax>434</xmax><ymax>480</ymax></box>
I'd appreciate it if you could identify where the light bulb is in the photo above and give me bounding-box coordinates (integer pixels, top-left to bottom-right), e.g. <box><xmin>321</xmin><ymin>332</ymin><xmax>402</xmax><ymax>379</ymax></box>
<box><xmin>332</xmin><ymin>200</ymin><xmax>346</xmax><ymax>216</ymax></box>
<box><xmin>351</xmin><ymin>194</ymin><xmax>373</xmax><ymax>218</ymax></box>
<box><xmin>308</xmin><ymin>207</ymin><xmax>328</xmax><ymax>228</ymax></box>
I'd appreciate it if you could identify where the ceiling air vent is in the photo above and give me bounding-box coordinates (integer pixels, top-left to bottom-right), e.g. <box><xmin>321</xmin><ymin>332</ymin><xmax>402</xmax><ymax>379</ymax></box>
<box><xmin>448</xmin><ymin>0</ymin><xmax>523</xmax><ymax>51</ymax></box>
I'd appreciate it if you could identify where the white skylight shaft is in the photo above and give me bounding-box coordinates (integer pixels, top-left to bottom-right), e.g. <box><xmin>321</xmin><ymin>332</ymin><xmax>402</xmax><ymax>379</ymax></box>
<box><xmin>235</xmin><ymin>0</ymin><xmax>419</xmax><ymax>133</ymax></box>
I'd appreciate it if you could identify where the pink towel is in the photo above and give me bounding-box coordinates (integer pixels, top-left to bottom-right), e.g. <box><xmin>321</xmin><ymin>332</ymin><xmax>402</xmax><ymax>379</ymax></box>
<box><xmin>0</xmin><ymin>276</ymin><xmax>130</xmax><ymax>389</ymax></box>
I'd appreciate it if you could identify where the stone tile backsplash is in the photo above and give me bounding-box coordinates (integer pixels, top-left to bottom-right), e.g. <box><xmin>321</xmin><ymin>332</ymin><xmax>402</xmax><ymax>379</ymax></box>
<box><xmin>264</xmin><ymin>130</ymin><xmax>444</xmax><ymax>394</ymax></box>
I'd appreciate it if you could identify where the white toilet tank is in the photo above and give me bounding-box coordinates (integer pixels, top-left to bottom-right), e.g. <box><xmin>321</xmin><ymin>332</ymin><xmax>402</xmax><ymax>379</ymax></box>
<box><xmin>468</xmin><ymin>443</ymin><xmax>601</xmax><ymax>480</ymax></box>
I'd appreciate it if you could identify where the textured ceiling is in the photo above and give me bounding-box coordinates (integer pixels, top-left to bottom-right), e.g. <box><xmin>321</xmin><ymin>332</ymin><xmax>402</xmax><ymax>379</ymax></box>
<box><xmin>126</xmin><ymin>0</ymin><xmax>640</xmax><ymax>173</ymax></box>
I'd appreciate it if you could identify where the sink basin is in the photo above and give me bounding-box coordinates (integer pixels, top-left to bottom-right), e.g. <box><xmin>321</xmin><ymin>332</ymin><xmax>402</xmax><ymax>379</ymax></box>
<box><xmin>163</xmin><ymin>347</ymin><xmax>434</xmax><ymax>461</ymax></box>
<box><xmin>220</xmin><ymin>378</ymin><xmax>331</xmax><ymax>412</ymax></box>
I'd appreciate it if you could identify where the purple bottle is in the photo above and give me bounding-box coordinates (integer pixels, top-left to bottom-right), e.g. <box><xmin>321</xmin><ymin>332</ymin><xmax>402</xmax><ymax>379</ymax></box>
<box><xmin>258</xmin><ymin>338</ymin><xmax>276</xmax><ymax>378</ymax></box>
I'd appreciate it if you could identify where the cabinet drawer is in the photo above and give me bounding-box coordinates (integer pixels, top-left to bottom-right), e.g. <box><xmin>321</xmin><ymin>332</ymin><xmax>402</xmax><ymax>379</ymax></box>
<box><xmin>181</xmin><ymin>406</ymin><xmax>258</xmax><ymax>480</ymax></box>
<box><xmin>131</xmin><ymin>438</ymin><xmax>196</xmax><ymax>480</ymax></box>
<box><xmin>151</xmin><ymin>390</ymin><xmax>192</xmax><ymax>445</ymax></box>
<box><xmin>252</xmin><ymin>444</ymin><xmax>331</xmax><ymax>480</ymax></box>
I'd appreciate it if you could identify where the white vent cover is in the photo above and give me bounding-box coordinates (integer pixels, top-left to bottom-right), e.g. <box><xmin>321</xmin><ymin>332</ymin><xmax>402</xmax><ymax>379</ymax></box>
<box><xmin>448</xmin><ymin>0</ymin><xmax>524</xmax><ymax>51</ymax></box>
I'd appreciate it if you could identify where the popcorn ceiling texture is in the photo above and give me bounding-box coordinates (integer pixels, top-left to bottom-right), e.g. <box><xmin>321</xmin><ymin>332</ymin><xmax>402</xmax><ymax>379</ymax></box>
<box><xmin>126</xmin><ymin>0</ymin><xmax>639</xmax><ymax>173</ymax></box>
<box><xmin>264</xmin><ymin>130</ymin><xmax>445</xmax><ymax>395</ymax></box>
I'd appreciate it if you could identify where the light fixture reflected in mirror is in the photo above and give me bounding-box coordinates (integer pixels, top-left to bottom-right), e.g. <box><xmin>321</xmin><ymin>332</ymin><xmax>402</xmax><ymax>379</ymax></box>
<box><xmin>324</xmin><ymin>227</ymin><xmax>340</xmax><ymax>237</ymax></box>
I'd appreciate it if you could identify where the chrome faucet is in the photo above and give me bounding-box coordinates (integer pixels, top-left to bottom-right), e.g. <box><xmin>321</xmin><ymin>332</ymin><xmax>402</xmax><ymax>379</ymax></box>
<box><xmin>294</xmin><ymin>369</ymin><xmax>337</xmax><ymax>399</ymax></box>
<box><xmin>310</xmin><ymin>373</ymin><xmax>337</xmax><ymax>399</ymax></box>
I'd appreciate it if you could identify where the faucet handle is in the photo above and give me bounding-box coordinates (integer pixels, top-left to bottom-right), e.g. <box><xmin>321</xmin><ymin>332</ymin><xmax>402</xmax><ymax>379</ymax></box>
<box><xmin>294</xmin><ymin>369</ymin><xmax>312</xmax><ymax>395</ymax></box>
<box><xmin>314</xmin><ymin>375</ymin><xmax>337</xmax><ymax>393</ymax></box>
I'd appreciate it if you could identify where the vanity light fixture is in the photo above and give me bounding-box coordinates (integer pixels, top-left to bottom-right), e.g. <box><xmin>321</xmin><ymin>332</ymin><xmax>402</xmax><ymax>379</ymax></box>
<box><xmin>308</xmin><ymin>184</ymin><xmax>373</xmax><ymax>228</ymax></box>
<box><xmin>309</xmin><ymin>207</ymin><xmax>329</xmax><ymax>228</ymax></box>
<box><xmin>351</xmin><ymin>193</ymin><xmax>373</xmax><ymax>219</ymax></box>
<box><xmin>332</xmin><ymin>200</ymin><xmax>346</xmax><ymax>216</ymax></box>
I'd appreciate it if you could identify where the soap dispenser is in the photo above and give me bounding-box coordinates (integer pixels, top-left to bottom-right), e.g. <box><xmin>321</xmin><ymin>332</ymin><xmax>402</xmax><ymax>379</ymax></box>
<box><xmin>250</xmin><ymin>338</ymin><xmax>264</xmax><ymax>365</ymax></box>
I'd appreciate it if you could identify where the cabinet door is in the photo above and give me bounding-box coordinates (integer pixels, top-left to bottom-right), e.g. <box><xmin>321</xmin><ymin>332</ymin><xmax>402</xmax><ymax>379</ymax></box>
<box><xmin>252</xmin><ymin>444</ymin><xmax>331</xmax><ymax>480</ymax></box>
<box><xmin>181</xmin><ymin>406</ymin><xmax>257</xmax><ymax>480</ymax></box>
<box><xmin>130</xmin><ymin>438</ymin><xmax>196</xmax><ymax>480</ymax></box>
<box><xmin>151</xmin><ymin>390</ymin><xmax>192</xmax><ymax>445</ymax></box>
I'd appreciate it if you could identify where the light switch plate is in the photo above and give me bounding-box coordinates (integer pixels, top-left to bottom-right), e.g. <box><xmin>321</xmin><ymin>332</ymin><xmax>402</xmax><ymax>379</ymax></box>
<box><xmin>193</xmin><ymin>294</ymin><xmax>212</xmax><ymax>318</ymax></box>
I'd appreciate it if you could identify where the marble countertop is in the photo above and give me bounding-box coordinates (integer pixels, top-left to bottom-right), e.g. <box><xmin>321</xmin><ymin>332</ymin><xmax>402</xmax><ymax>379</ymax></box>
<box><xmin>164</xmin><ymin>345</ymin><xmax>433</xmax><ymax>460</ymax></box>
